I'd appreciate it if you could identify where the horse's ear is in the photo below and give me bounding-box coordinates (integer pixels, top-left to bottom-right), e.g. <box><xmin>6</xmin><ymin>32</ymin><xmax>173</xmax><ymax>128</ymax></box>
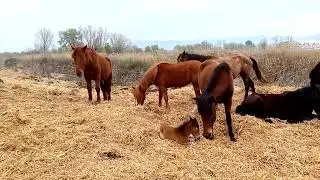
<box><xmin>83</xmin><ymin>45</ymin><xmax>87</xmax><ymax>50</ymax></box>
<box><xmin>183</xmin><ymin>50</ymin><xmax>185</xmax><ymax>54</ymax></box>
<box><xmin>71</xmin><ymin>44</ymin><xmax>75</xmax><ymax>50</ymax></box>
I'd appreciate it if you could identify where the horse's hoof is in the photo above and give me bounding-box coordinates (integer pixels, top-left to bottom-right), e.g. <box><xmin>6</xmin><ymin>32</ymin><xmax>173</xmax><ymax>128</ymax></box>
<box><xmin>230</xmin><ymin>137</ymin><xmax>237</xmax><ymax>142</ymax></box>
<box><xmin>204</xmin><ymin>133</ymin><xmax>214</xmax><ymax>140</ymax></box>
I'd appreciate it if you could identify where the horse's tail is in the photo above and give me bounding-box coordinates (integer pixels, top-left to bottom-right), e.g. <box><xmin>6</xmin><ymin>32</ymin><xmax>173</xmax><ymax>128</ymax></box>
<box><xmin>249</xmin><ymin>56</ymin><xmax>268</xmax><ymax>83</ymax></box>
<box><xmin>140</xmin><ymin>64</ymin><xmax>158</xmax><ymax>90</ymax></box>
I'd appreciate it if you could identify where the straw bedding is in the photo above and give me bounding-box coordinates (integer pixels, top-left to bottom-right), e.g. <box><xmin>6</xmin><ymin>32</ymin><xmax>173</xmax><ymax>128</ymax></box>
<box><xmin>0</xmin><ymin>70</ymin><xmax>319</xmax><ymax>179</ymax></box>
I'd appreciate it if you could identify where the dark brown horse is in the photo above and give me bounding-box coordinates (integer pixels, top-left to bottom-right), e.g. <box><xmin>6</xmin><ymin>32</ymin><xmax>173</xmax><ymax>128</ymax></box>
<box><xmin>177</xmin><ymin>51</ymin><xmax>268</xmax><ymax>100</ymax></box>
<box><xmin>236</xmin><ymin>61</ymin><xmax>320</xmax><ymax>122</ymax></box>
<box><xmin>131</xmin><ymin>60</ymin><xmax>201</xmax><ymax>108</ymax></box>
<box><xmin>160</xmin><ymin>116</ymin><xmax>201</xmax><ymax>145</ymax></box>
<box><xmin>235</xmin><ymin>87</ymin><xmax>319</xmax><ymax>123</ymax></box>
<box><xmin>310</xmin><ymin>62</ymin><xmax>320</xmax><ymax>115</ymax></box>
<box><xmin>193</xmin><ymin>60</ymin><xmax>236</xmax><ymax>141</ymax></box>
<box><xmin>71</xmin><ymin>45</ymin><xmax>112</xmax><ymax>103</ymax></box>
<box><xmin>177</xmin><ymin>51</ymin><xmax>217</xmax><ymax>62</ymax></box>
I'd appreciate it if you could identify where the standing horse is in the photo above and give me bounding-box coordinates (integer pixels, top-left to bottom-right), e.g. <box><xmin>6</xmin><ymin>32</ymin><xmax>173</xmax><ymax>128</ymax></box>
<box><xmin>177</xmin><ymin>51</ymin><xmax>268</xmax><ymax>100</ymax></box>
<box><xmin>131</xmin><ymin>60</ymin><xmax>201</xmax><ymax>108</ymax></box>
<box><xmin>71</xmin><ymin>45</ymin><xmax>112</xmax><ymax>103</ymax></box>
<box><xmin>160</xmin><ymin>117</ymin><xmax>201</xmax><ymax>145</ymax></box>
<box><xmin>177</xmin><ymin>50</ymin><xmax>217</xmax><ymax>62</ymax></box>
<box><xmin>193</xmin><ymin>60</ymin><xmax>236</xmax><ymax>141</ymax></box>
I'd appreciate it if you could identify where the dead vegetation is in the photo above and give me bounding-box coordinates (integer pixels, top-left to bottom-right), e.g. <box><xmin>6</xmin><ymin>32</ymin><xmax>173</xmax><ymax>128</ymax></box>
<box><xmin>0</xmin><ymin>69</ymin><xmax>319</xmax><ymax>179</ymax></box>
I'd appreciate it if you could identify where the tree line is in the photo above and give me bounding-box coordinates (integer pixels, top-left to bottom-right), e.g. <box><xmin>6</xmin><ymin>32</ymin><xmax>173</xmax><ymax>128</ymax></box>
<box><xmin>34</xmin><ymin>26</ymin><xmax>166</xmax><ymax>54</ymax></box>
<box><xmin>34</xmin><ymin>26</ymin><xmax>297</xmax><ymax>54</ymax></box>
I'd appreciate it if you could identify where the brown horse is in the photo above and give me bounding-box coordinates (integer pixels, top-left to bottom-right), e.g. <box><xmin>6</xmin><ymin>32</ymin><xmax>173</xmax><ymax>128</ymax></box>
<box><xmin>131</xmin><ymin>60</ymin><xmax>201</xmax><ymax>108</ymax></box>
<box><xmin>177</xmin><ymin>51</ymin><xmax>268</xmax><ymax>100</ymax></box>
<box><xmin>71</xmin><ymin>45</ymin><xmax>112</xmax><ymax>103</ymax></box>
<box><xmin>177</xmin><ymin>50</ymin><xmax>217</xmax><ymax>62</ymax></box>
<box><xmin>193</xmin><ymin>60</ymin><xmax>236</xmax><ymax>141</ymax></box>
<box><xmin>160</xmin><ymin>117</ymin><xmax>201</xmax><ymax>145</ymax></box>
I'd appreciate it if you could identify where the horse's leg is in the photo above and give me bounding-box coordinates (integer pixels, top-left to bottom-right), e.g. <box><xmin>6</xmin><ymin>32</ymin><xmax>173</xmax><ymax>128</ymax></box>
<box><xmin>100</xmin><ymin>80</ymin><xmax>107</xmax><ymax>101</ymax></box>
<box><xmin>158</xmin><ymin>88</ymin><xmax>163</xmax><ymax>107</ymax></box>
<box><xmin>95</xmin><ymin>79</ymin><xmax>101</xmax><ymax>103</ymax></box>
<box><xmin>103</xmin><ymin>75</ymin><xmax>112</xmax><ymax>101</ymax></box>
<box><xmin>248</xmin><ymin>78</ymin><xmax>255</xmax><ymax>93</ymax></box>
<box><xmin>240</xmin><ymin>72</ymin><xmax>250</xmax><ymax>100</ymax></box>
<box><xmin>85</xmin><ymin>78</ymin><xmax>92</xmax><ymax>101</ymax></box>
<box><xmin>192</xmin><ymin>82</ymin><xmax>201</xmax><ymax>97</ymax></box>
<box><xmin>160</xmin><ymin>86</ymin><xmax>169</xmax><ymax>109</ymax></box>
<box><xmin>224</xmin><ymin>97</ymin><xmax>236</xmax><ymax>142</ymax></box>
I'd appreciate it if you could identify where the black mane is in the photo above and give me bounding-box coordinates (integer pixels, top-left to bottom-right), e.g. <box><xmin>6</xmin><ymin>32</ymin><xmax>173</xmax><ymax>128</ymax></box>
<box><xmin>177</xmin><ymin>51</ymin><xmax>214</xmax><ymax>62</ymax></box>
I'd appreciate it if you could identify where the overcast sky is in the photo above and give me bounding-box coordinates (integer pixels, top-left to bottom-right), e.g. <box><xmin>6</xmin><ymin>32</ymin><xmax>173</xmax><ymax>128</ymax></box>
<box><xmin>1</xmin><ymin>0</ymin><xmax>320</xmax><ymax>52</ymax></box>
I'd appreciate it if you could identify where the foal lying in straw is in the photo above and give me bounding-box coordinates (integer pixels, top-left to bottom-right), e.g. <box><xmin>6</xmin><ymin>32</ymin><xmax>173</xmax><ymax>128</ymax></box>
<box><xmin>160</xmin><ymin>117</ymin><xmax>201</xmax><ymax>145</ymax></box>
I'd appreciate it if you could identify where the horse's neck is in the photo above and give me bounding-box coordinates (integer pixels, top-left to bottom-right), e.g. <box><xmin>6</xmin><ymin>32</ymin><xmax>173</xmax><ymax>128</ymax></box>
<box><xmin>139</xmin><ymin>76</ymin><xmax>153</xmax><ymax>92</ymax></box>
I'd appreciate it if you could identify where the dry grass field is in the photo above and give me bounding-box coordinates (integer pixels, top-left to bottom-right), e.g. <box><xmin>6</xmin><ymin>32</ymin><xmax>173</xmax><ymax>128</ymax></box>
<box><xmin>0</xmin><ymin>69</ymin><xmax>319</xmax><ymax>179</ymax></box>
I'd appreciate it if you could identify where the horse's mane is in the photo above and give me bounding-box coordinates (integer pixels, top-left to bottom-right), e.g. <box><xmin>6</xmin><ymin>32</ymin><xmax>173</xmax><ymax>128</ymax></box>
<box><xmin>139</xmin><ymin>64</ymin><xmax>158</xmax><ymax>91</ymax></box>
<box><xmin>203</xmin><ymin>62</ymin><xmax>231</xmax><ymax>94</ymax></box>
<box><xmin>184</xmin><ymin>52</ymin><xmax>215</xmax><ymax>60</ymax></box>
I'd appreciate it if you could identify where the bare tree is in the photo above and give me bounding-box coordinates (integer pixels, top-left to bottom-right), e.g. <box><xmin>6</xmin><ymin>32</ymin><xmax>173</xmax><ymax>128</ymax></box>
<box><xmin>35</xmin><ymin>27</ymin><xmax>54</xmax><ymax>53</ymax></box>
<box><xmin>109</xmin><ymin>33</ymin><xmax>131</xmax><ymax>53</ymax></box>
<box><xmin>79</xmin><ymin>25</ymin><xmax>108</xmax><ymax>50</ymax></box>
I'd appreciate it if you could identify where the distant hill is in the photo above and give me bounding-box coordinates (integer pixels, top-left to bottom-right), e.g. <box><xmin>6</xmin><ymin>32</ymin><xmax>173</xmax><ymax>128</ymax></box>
<box><xmin>133</xmin><ymin>34</ymin><xmax>320</xmax><ymax>50</ymax></box>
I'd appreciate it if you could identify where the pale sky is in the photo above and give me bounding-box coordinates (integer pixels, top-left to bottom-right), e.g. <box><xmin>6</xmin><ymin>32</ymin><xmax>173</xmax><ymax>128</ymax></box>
<box><xmin>0</xmin><ymin>0</ymin><xmax>320</xmax><ymax>52</ymax></box>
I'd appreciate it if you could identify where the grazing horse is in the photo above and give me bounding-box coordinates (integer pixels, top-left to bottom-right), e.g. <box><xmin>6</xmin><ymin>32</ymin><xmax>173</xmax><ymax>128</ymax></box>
<box><xmin>177</xmin><ymin>50</ymin><xmax>217</xmax><ymax>62</ymax></box>
<box><xmin>131</xmin><ymin>60</ymin><xmax>201</xmax><ymax>108</ymax></box>
<box><xmin>177</xmin><ymin>51</ymin><xmax>268</xmax><ymax>100</ymax></box>
<box><xmin>160</xmin><ymin>117</ymin><xmax>201</xmax><ymax>145</ymax></box>
<box><xmin>235</xmin><ymin>87</ymin><xmax>319</xmax><ymax>123</ymax></box>
<box><xmin>71</xmin><ymin>45</ymin><xmax>112</xmax><ymax>103</ymax></box>
<box><xmin>193</xmin><ymin>60</ymin><xmax>236</xmax><ymax>141</ymax></box>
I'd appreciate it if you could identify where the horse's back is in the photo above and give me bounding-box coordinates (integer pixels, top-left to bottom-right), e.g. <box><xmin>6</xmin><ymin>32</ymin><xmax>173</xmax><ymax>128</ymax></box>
<box><xmin>156</xmin><ymin>61</ymin><xmax>200</xmax><ymax>87</ymax></box>
<box><xmin>198</xmin><ymin>60</ymin><xmax>220</xmax><ymax>91</ymax></box>
<box><xmin>98</xmin><ymin>55</ymin><xmax>112</xmax><ymax>79</ymax></box>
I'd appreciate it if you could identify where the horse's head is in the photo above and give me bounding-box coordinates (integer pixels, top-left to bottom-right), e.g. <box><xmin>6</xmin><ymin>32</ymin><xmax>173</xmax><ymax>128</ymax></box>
<box><xmin>185</xmin><ymin>117</ymin><xmax>201</xmax><ymax>141</ymax></box>
<box><xmin>131</xmin><ymin>86</ymin><xmax>146</xmax><ymax>105</ymax></box>
<box><xmin>192</xmin><ymin>94</ymin><xmax>215</xmax><ymax>140</ymax></box>
<box><xmin>71</xmin><ymin>45</ymin><xmax>89</xmax><ymax>77</ymax></box>
<box><xmin>236</xmin><ymin>94</ymin><xmax>264</xmax><ymax>116</ymax></box>
<box><xmin>177</xmin><ymin>50</ymin><xmax>187</xmax><ymax>62</ymax></box>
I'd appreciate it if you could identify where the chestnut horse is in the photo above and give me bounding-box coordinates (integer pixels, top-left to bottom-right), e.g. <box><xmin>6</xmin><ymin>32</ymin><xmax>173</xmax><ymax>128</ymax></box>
<box><xmin>160</xmin><ymin>117</ymin><xmax>201</xmax><ymax>145</ymax></box>
<box><xmin>193</xmin><ymin>60</ymin><xmax>236</xmax><ymax>141</ymax></box>
<box><xmin>177</xmin><ymin>51</ymin><xmax>268</xmax><ymax>100</ymax></box>
<box><xmin>71</xmin><ymin>45</ymin><xmax>112</xmax><ymax>102</ymax></box>
<box><xmin>131</xmin><ymin>60</ymin><xmax>201</xmax><ymax>108</ymax></box>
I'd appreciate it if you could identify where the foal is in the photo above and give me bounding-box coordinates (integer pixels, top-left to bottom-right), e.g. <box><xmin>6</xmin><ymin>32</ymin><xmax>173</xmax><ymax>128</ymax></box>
<box><xmin>193</xmin><ymin>60</ymin><xmax>236</xmax><ymax>141</ymax></box>
<box><xmin>160</xmin><ymin>117</ymin><xmax>201</xmax><ymax>145</ymax></box>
